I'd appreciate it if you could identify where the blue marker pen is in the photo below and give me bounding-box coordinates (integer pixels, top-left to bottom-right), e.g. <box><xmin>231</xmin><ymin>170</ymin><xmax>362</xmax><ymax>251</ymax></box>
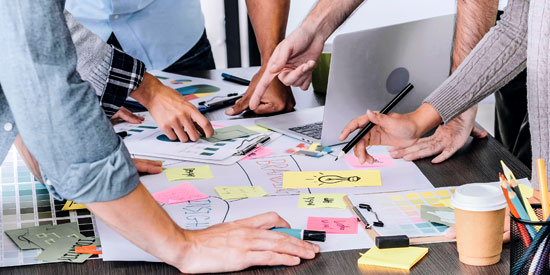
<box><xmin>271</xmin><ymin>228</ymin><xmax>326</xmax><ymax>242</ymax></box>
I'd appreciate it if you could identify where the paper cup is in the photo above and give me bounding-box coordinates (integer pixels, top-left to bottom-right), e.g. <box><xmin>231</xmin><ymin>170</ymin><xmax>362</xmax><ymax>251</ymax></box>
<box><xmin>451</xmin><ymin>183</ymin><xmax>507</xmax><ymax>266</ymax></box>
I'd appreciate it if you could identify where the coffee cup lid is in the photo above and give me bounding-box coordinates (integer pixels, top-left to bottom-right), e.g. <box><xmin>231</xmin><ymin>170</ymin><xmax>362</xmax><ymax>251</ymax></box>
<box><xmin>451</xmin><ymin>183</ymin><xmax>507</xmax><ymax>212</ymax></box>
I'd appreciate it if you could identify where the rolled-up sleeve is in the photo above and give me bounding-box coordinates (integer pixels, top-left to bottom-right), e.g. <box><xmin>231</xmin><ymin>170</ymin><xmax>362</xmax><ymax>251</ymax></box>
<box><xmin>0</xmin><ymin>0</ymin><xmax>139</xmax><ymax>203</ymax></box>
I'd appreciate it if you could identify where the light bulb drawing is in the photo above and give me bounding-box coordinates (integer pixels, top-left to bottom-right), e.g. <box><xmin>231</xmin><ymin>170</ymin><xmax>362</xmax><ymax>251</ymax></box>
<box><xmin>306</xmin><ymin>172</ymin><xmax>362</xmax><ymax>186</ymax></box>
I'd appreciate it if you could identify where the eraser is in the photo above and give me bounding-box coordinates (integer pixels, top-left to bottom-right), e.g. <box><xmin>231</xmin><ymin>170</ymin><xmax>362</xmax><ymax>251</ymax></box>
<box><xmin>375</xmin><ymin>235</ymin><xmax>409</xmax><ymax>249</ymax></box>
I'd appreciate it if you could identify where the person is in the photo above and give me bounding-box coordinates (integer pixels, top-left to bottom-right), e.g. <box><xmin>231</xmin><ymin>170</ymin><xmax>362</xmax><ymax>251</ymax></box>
<box><xmin>0</xmin><ymin>1</ymin><xmax>319</xmax><ymax>273</ymax></box>
<box><xmin>65</xmin><ymin>0</ymin><xmax>296</xmax><ymax>117</ymax></box>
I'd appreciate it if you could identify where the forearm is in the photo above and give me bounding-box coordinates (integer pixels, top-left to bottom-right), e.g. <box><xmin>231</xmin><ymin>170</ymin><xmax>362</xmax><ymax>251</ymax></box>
<box><xmin>86</xmin><ymin>183</ymin><xmax>187</xmax><ymax>265</ymax></box>
<box><xmin>246</xmin><ymin>0</ymin><xmax>289</xmax><ymax>65</ymax></box>
<box><xmin>300</xmin><ymin>0</ymin><xmax>364</xmax><ymax>41</ymax></box>
<box><xmin>425</xmin><ymin>0</ymin><xmax>528</xmax><ymax>123</ymax></box>
<box><xmin>452</xmin><ymin>0</ymin><xmax>499</xmax><ymax>71</ymax></box>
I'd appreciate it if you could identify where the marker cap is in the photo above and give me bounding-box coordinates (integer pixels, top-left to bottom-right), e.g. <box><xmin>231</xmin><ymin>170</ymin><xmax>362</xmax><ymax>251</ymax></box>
<box><xmin>303</xmin><ymin>230</ymin><xmax>326</xmax><ymax>242</ymax></box>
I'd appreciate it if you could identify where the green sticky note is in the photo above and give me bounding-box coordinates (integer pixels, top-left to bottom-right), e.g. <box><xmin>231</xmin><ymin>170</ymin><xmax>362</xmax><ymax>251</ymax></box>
<box><xmin>204</xmin><ymin>125</ymin><xmax>259</xmax><ymax>142</ymax></box>
<box><xmin>298</xmin><ymin>193</ymin><xmax>347</xmax><ymax>209</ymax></box>
<box><xmin>420</xmin><ymin>205</ymin><xmax>455</xmax><ymax>226</ymax></box>
<box><xmin>214</xmin><ymin>186</ymin><xmax>268</xmax><ymax>200</ymax></box>
<box><xmin>165</xmin><ymin>165</ymin><xmax>214</xmax><ymax>181</ymax></box>
<box><xmin>36</xmin><ymin>237</ymin><xmax>98</xmax><ymax>263</ymax></box>
<box><xmin>5</xmin><ymin>222</ymin><xmax>81</xmax><ymax>250</ymax></box>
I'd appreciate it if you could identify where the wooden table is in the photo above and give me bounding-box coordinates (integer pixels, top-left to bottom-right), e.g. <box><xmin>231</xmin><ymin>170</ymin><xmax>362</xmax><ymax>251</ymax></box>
<box><xmin>4</xmin><ymin>67</ymin><xmax>528</xmax><ymax>274</ymax></box>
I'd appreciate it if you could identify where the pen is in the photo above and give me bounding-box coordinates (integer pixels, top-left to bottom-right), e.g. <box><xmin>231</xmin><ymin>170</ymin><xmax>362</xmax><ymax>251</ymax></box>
<box><xmin>271</xmin><ymin>228</ymin><xmax>326</xmax><ymax>242</ymax></box>
<box><xmin>352</xmin><ymin>205</ymin><xmax>371</xmax><ymax>229</ymax></box>
<box><xmin>335</xmin><ymin>83</ymin><xmax>414</xmax><ymax>161</ymax></box>
<box><xmin>221</xmin><ymin>73</ymin><xmax>251</xmax><ymax>86</ymax></box>
<box><xmin>198</xmin><ymin>94</ymin><xmax>243</xmax><ymax>113</ymax></box>
<box><xmin>236</xmin><ymin>136</ymin><xmax>271</xmax><ymax>155</ymax></box>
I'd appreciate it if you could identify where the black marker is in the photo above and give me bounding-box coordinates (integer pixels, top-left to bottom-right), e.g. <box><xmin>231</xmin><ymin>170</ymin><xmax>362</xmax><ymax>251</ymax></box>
<box><xmin>221</xmin><ymin>73</ymin><xmax>251</xmax><ymax>86</ymax></box>
<box><xmin>335</xmin><ymin>83</ymin><xmax>414</xmax><ymax>161</ymax></box>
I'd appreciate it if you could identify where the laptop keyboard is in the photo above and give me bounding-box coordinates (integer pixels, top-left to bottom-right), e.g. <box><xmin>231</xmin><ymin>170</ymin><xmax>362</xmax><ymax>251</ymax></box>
<box><xmin>289</xmin><ymin>122</ymin><xmax>323</xmax><ymax>140</ymax></box>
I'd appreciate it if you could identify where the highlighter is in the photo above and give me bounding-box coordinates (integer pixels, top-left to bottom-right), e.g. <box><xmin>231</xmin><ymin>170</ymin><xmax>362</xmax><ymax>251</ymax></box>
<box><xmin>271</xmin><ymin>228</ymin><xmax>326</xmax><ymax>242</ymax></box>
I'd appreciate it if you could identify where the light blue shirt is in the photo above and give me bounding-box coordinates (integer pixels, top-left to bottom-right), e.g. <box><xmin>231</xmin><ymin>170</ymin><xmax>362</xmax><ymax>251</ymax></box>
<box><xmin>66</xmin><ymin>0</ymin><xmax>205</xmax><ymax>70</ymax></box>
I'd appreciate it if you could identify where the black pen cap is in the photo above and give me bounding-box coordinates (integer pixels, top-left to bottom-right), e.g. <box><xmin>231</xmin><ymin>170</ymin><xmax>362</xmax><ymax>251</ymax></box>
<box><xmin>303</xmin><ymin>230</ymin><xmax>326</xmax><ymax>242</ymax></box>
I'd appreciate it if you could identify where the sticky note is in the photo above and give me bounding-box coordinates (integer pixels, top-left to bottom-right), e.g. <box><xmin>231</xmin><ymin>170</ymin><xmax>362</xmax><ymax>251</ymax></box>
<box><xmin>164</xmin><ymin>165</ymin><xmax>214</xmax><ymax>181</ymax></box>
<box><xmin>306</xmin><ymin>217</ymin><xmax>358</xmax><ymax>234</ymax></box>
<box><xmin>421</xmin><ymin>192</ymin><xmax>435</xmax><ymax>198</ymax></box>
<box><xmin>309</xmin><ymin>143</ymin><xmax>320</xmax><ymax>151</ymax></box>
<box><xmin>62</xmin><ymin>201</ymin><xmax>87</xmax><ymax>211</ymax></box>
<box><xmin>152</xmin><ymin>183</ymin><xmax>209</xmax><ymax>204</ymax></box>
<box><xmin>283</xmin><ymin>170</ymin><xmax>381</xmax><ymax>188</ymax></box>
<box><xmin>358</xmin><ymin>246</ymin><xmax>428</xmax><ymax>270</ymax></box>
<box><xmin>405</xmin><ymin>193</ymin><xmax>420</xmax><ymax>199</ymax></box>
<box><xmin>420</xmin><ymin>205</ymin><xmax>454</xmax><ymax>226</ymax></box>
<box><xmin>344</xmin><ymin>154</ymin><xmax>395</xmax><ymax>169</ymax></box>
<box><xmin>436</xmin><ymin>190</ymin><xmax>450</xmax><ymax>197</ymax></box>
<box><xmin>215</xmin><ymin>186</ymin><xmax>268</xmax><ymax>200</ymax></box>
<box><xmin>204</xmin><ymin>125</ymin><xmax>259</xmax><ymax>142</ymax></box>
<box><xmin>240</xmin><ymin>146</ymin><xmax>273</xmax><ymax>161</ymax></box>
<box><xmin>298</xmin><ymin>193</ymin><xmax>347</xmax><ymax>209</ymax></box>
<box><xmin>246</xmin><ymin>126</ymin><xmax>271</xmax><ymax>132</ymax></box>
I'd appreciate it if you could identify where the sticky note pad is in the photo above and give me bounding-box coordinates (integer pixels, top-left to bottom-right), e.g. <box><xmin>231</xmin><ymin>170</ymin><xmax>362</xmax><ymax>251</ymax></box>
<box><xmin>240</xmin><ymin>146</ymin><xmax>273</xmax><ymax>161</ymax></box>
<box><xmin>165</xmin><ymin>165</ymin><xmax>213</xmax><ymax>181</ymax></box>
<box><xmin>358</xmin><ymin>246</ymin><xmax>428</xmax><ymax>270</ymax></box>
<box><xmin>298</xmin><ymin>193</ymin><xmax>347</xmax><ymax>209</ymax></box>
<box><xmin>215</xmin><ymin>186</ymin><xmax>268</xmax><ymax>200</ymax></box>
<box><xmin>152</xmin><ymin>183</ymin><xmax>209</xmax><ymax>204</ymax></box>
<box><xmin>307</xmin><ymin>217</ymin><xmax>358</xmax><ymax>234</ymax></box>
<box><xmin>246</xmin><ymin>126</ymin><xmax>271</xmax><ymax>132</ymax></box>
<box><xmin>283</xmin><ymin>170</ymin><xmax>381</xmax><ymax>188</ymax></box>
<box><xmin>405</xmin><ymin>193</ymin><xmax>420</xmax><ymax>199</ymax></box>
<box><xmin>344</xmin><ymin>154</ymin><xmax>395</xmax><ymax>168</ymax></box>
<box><xmin>62</xmin><ymin>201</ymin><xmax>87</xmax><ymax>211</ymax></box>
<box><xmin>204</xmin><ymin>125</ymin><xmax>258</xmax><ymax>142</ymax></box>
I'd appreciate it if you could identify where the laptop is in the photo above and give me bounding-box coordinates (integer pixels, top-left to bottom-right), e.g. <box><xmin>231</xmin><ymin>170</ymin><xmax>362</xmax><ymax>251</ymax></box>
<box><xmin>256</xmin><ymin>14</ymin><xmax>455</xmax><ymax>146</ymax></box>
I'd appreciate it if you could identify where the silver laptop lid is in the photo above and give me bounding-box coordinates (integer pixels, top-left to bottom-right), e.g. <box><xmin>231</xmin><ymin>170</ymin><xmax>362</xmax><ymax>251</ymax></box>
<box><xmin>321</xmin><ymin>15</ymin><xmax>455</xmax><ymax>145</ymax></box>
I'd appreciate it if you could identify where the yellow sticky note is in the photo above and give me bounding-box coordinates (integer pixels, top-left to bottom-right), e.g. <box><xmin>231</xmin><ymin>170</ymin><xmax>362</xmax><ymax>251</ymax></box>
<box><xmin>282</xmin><ymin>170</ymin><xmax>381</xmax><ymax>189</ymax></box>
<box><xmin>421</xmin><ymin>192</ymin><xmax>435</xmax><ymax>198</ymax></box>
<box><xmin>246</xmin><ymin>126</ymin><xmax>271</xmax><ymax>132</ymax></box>
<box><xmin>62</xmin><ymin>201</ymin><xmax>86</xmax><ymax>211</ymax></box>
<box><xmin>165</xmin><ymin>166</ymin><xmax>213</xmax><ymax>181</ymax></box>
<box><xmin>298</xmin><ymin>193</ymin><xmax>347</xmax><ymax>209</ymax></box>
<box><xmin>390</xmin><ymin>195</ymin><xmax>404</xmax><ymax>201</ymax></box>
<box><xmin>358</xmin><ymin>246</ymin><xmax>428</xmax><ymax>270</ymax></box>
<box><xmin>436</xmin><ymin>190</ymin><xmax>450</xmax><ymax>197</ymax></box>
<box><xmin>214</xmin><ymin>186</ymin><xmax>268</xmax><ymax>200</ymax></box>
<box><xmin>309</xmin><ymin>143</ymin><xmax>320</xmax><ymax>151</ymax></box>
<box><xmin>405</xmin><ymin>193</ymin><xmax>420</xmax><ymax>199</ymax></box>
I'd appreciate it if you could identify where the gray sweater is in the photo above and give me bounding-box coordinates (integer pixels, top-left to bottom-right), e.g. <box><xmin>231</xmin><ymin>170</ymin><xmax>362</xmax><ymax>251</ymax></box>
<box><xmin>425</xmin><ymin>0</ymin><xmax>548</xmax><ymax>184</ymax></box>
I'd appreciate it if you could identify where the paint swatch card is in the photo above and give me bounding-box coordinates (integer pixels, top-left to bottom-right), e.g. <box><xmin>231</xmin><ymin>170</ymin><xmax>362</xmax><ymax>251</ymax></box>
<box><xmin>6</xmin><ymin>223</ymin><xmax>82</xmax><ymax>250</ymax></box>
<box><xmin>420</xmin><ymin>205</ymin><xmax>455</xmax><ymax>226</ymax></box>
<box><xmin>358</xmin><ymin>246</ymin><xmax>428</xmax><ymax>270</ymax></box>
<box><xmin>62</xmin><ymin>201</ymin><xmax>87</xmax><ymax>211</ymax></box>
<box><xmin>36</xmin><ymin>237</ymin><xmax>98</xmax><ymax>263</ymax></box>
<box><xmin>152</xmin><ymin>183</ymin><xmax>209</xmax><ymax>205</ymax></box>
<box><xmin>164</xmin><ymin>165</ymin><xmax>214</xmax><ymax>181</ymax></box>
<box><xmin>344</xmin><ymin>154</ymin><xmax>395</xmax><ymax>168</ymax></box>
<box><xmin>204</xmin><ymin>125</ymin><xmax>259</xmax><ymax>142</ymax></box>
<box><xmin>240</xmin><ymin>146</ymin><xmax>273</xmax><ymax>161</ymax></box>
<box><xmin>298</xmin><ymin>193</ymin><xmax>347</xmax><ymax>209</ymax></box>
<box><xmin>283</xmin><ymin>170</ymin><xmax>381</xmax><ymax>188</ymax></box>
<box><xmin>214</xmin><ymin>186</ymin><xmax>268</xmax><ymax>200</ymax></box>
<box><xmin>306</xmin><ymin>217</ymin><xmax>358</xmax><ymax>234</ymax></box>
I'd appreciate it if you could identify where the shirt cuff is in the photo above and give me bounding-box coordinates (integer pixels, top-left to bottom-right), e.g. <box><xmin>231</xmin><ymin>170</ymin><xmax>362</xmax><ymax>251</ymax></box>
<box><xmin>100</xmin><ymin>46</ymin><xmax>146</xmax><ymax>117</ymax></box>
<box><xmin>46</xmin><ymin>137</ymin><xmax>140</xmax><ymax>203</ymax></box>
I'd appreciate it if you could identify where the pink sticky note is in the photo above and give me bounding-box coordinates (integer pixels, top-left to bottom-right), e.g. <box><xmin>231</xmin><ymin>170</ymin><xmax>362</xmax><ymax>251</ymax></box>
<box><xmin>306</xmin><ymin>217</ymin><xmax>358</xmax><ymax>234</ymax></box>
<box><xmin>240</xmin><ymin>146</ymin><xmax>273</xmax><ymax>161</ymax></box>
<box><xmin>344</xmin><ymin>154</ymin><xmax>395</xmax><ymax>168</ymax></box>
<box><xmin>211</xmin><ymin>124</ymin><xmax>225</xmax><ymax>128</ymax></box>
<box><xmin>152</xmin><ymin>183</ymin><xmax>209</xmax><ymax>205</ymax></box>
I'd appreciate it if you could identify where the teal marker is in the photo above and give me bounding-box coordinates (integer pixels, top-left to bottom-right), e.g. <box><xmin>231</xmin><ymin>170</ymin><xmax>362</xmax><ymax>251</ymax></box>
<box><xmin>271</xmin><ymin>228</ymin><xmax>326</xmax><ymax>242</ymax></box>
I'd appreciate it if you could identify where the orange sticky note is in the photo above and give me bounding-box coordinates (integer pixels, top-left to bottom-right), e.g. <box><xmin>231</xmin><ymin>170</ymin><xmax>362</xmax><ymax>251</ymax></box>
<box><xmin>75</xmin><ymin>245</ymin><xmax>102</xmax><ymax>255</ymax></box>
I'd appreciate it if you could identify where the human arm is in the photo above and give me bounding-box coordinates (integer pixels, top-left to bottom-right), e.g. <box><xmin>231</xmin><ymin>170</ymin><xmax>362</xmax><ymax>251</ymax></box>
<box><xmin>227</xmin><ymin>0</ymin><xmax>296</xmax><ymax>115</ymax></box>
<box><xmin>388</xmin><ymin>0</ymin><xmax>498</xmax><ymax>163</ymax></box>
<box><xmin>249</xmin><ymin>0</ymin><xmax>364</xmax><ymax>110</ymax></box>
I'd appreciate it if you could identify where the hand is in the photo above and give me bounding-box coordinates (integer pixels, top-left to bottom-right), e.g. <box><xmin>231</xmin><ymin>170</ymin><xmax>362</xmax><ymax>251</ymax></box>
<box><xmin>130</xmin><ymin>73</ymin><xmax>214</xmax><ymax>142</ymax></box>
<box><xmin>226</xmin><ymin>69</ymin><xmax>295</xmax><ymax>115</ymax></box>
<box><xmin>339</xmin><ymin>110</ymin><xmax>422</xmax><ymax>164</ymax></box>
<box><xmin>250</xmin><ymin>26</ymin><xmax>324</xmax><ymax>110</ymax></box>
<box><xmin>111</xmin><ymin>107</ymin><xmax>144</xmax><ymax>124</ymax></box>
<box><xmin>172</xmin><ymin>212</ymin><xmax>320</xmax><ymax>273</ymax></box>
<box><xmin>388</xmin><ymin>106</ymin><xmax>488</xmax><ymax>163</ymax></box>
<box><xmin>132</xmin><ymin>158</ymin><xmax>163</xmax><ymax>174</ymax></box>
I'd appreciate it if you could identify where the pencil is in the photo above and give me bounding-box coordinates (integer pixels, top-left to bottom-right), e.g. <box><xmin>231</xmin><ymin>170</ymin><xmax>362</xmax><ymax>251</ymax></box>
<box><xmin>335</xmin><ymin>83</ymin><xmax>414</xmax><ymax>161</ymax></box>
<box><xmin>536</xmin><ymin>159</ymin><xmax>550</xmax><ymax>220</ymax></box>
<box><xmin>500</xmin><ymin>181</ymin><xmax>531</xmax><ymax>246</ymax></box>
<box><xmin>501</xmin><ymin>163</ymin><xmax>540</xmax><ymax>223</ymax></box>
<box><xmin>508</xmin><ymin>187</ymin><xmax>537</xmax><ymax>238</ymax></box>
